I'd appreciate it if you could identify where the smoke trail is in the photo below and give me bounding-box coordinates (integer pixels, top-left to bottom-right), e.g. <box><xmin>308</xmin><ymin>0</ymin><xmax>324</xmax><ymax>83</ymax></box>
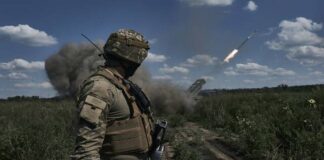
<box><xmin>45</xmin><ymin>43</ymin><xmax>194</xmax><ymax>114</ymax></box>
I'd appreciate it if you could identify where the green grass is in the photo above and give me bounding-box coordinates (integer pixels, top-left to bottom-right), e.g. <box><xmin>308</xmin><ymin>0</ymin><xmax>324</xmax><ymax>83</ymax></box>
<box><xmin>0</xmin><ymin>100</ymin><xmax>77</xmax><ymax>160</ymax></box>
<box><xmin>191</xmin><ymin>89</ymin><xmax>324</xmax><ymax>159</ymax></box>
<box><xmin>0</xmin><ymin>87</ymin><xmax>323</xmax><ymax>160</ymax></box>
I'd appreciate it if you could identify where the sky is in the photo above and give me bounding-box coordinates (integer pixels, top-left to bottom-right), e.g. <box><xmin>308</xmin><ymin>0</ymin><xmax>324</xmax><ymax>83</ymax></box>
<box><xmin>0</xmin><ymin>0</ymin><xmax>324</xmax><ymax>98</ymax></box>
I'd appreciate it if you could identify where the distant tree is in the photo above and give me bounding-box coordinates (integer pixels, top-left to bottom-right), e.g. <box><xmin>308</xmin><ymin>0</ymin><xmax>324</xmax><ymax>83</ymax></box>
<box><xmin>277</xmin><ymin>84</ymin><xmax>288</xmax><ymax>89</ymax></box>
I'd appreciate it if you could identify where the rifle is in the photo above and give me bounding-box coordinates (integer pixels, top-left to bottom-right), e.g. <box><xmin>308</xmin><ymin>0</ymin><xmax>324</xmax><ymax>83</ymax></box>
<box><xmin>150</xmin><ymin>120</ymin><xmax>168</xmax><ymax>160</ymax></box>
<box><xmin>123</xmin><ymin>79</ymin><xmax>168</xmax><ymax>159</ymax></box>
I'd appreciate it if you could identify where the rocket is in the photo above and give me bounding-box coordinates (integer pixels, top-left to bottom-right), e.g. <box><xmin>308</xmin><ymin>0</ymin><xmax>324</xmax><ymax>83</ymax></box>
<box><xmin>224</xmin><ymin>31</ymin><xmax>256</xmax><ymax>63</ymax></box>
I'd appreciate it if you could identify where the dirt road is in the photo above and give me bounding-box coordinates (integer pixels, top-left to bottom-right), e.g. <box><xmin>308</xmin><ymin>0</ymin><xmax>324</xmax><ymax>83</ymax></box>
<box><xmin>172</xmin><ymin>122</ymin><xmax>242</xmax><ymax>160</ymax></box>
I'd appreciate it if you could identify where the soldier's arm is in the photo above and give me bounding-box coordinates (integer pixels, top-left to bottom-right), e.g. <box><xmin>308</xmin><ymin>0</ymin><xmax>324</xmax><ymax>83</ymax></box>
<box><xmin>71</xmin><ymin>77</ymin><xmax>116</xmax><ymax>160</ymax></box>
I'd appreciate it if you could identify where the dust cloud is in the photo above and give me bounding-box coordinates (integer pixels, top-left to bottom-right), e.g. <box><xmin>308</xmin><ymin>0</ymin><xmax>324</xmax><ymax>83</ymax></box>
<box><xmin>45</xmin><ymin>43</ymin><xmax>194</xmax><ymax>114</ymax></box>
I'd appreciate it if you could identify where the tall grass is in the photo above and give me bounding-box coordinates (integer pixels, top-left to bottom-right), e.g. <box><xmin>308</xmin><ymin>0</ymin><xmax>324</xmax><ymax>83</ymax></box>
<box><xmin>0</xmin><ymin>100</ymin><xmax>77</xmax><ymax>160</ymax></box>
<box><xmin>0</xmin><ymin>88</ymin><xmax>323</xmax><ymax>160</ymax></box>
<box><xmin>191</xmin><ymin>90</ymin><xmax>324</xmax><ymax>159</ymax></box>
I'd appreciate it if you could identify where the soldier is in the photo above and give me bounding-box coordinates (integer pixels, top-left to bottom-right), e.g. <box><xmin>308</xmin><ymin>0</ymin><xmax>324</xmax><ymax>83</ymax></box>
<box><xmin>71</xmin><ymin>29</ymin><xmax>157</xmax><ymax>160</ymax></box>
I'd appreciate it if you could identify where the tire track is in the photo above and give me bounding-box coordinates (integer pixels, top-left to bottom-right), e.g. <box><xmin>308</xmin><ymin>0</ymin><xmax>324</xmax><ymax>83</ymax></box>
<box><xmin>174</xmin><ymin>122</ymin><xmax>242</xmax><ymax>160</ymax></box>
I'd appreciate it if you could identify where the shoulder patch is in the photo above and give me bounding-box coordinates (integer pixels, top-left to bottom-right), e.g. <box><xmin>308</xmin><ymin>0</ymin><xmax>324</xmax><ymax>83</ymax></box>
<box><xmin>80</xmin><ymin>104</ymin><xmax>102</xmax><ymax>125</ymax></box>
<box><xmin>85</xmin><ymin>95</ymin><xmax>106</xmax><ymax>110</ymax></box>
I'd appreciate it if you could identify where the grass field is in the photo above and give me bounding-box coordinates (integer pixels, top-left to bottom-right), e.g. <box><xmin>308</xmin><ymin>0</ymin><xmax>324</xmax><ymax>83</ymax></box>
<box><xmin>0</xmin><ymin>99</ymin><xmax>76</xmax><ymax>160</ymax></box>
<box><xmin>0</xmin><ymin>86</ymin><xmax>323</xmax><ymax>160</ymax></box>
<box><xmin>191</xmin><ymin>88</ymin><xmax>324</xmax><ymax>159</ymax></box>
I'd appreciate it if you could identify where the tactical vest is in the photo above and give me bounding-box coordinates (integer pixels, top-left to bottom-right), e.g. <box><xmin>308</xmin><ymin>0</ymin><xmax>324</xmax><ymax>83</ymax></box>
<box><xmin>93</xmin><ymin>68</ymin><xmax>154</xmax><ymax>156</ymax></box>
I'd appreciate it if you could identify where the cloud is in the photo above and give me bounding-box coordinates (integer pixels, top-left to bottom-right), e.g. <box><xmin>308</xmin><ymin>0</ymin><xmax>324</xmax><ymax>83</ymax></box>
<box><xmin>260</xmin><ymin>27</ymin><xmax>277</xmax><ymax>36</ymax></box>
<box><xmin>8</xmin><ymin>72</ymin><xmax>29</xmax><ymax>79</ymax></box>
<box><xmin>266</xmin><ymin>17</ymin><xmax>323</xmax><ymax>49</ymax></box>
<box><xmin>243</xmin><ymin>79</ymin><xmax>255</xmax><ymax>84</ymax></box>
<box><xmin>223</xmin><ymin>67</ymin><xmax>239</xmax><ymax>76</ymax></box>
<box><xmin>14</xmin><ymin>82</ymin><xmax>53</xmax><ymax>89</ymax></box>
<box><xmin>310</xmin><ymin>71</ymin><xmax>324</xmax><ymax>76</ymax></box>
<box><xmin>244</xmin><ymin>1</ymin><xmax>258</xmax><ymax>12</ymax></box>
<box><xmin>146</xmin><ymin>52</ymin><xmax>167</xmax><ymax>62</ymax></box>
<box><xmin>152</xmin><ymin>75</ymin><xmax>173</xmax><ymax>80</ymax></box>
<box><xmin>175</xmin><ymin>76</ymin><xmax>193</xmax><ymax>86</ymax></box>
<box><xmin>179</xmin><ymin>0</ymin><xmax>234</xmax><ymax>6</ymax></box>
<box><xmin>287</xmin><ymin>46</ymin><xmax>324</xmax><ymax>65</ymax></box>
<box><xmin>148</xmin><ymin>38</ymin><xmax>158</xmax><ymax>45</ymax></box>
<box><xmin>224</xmin><ymin>62</ymin><xmax>295</xmax><ymax>76</ymax></box>
<box><xmin>0</xmin><ymin>24</ymin><xmax>57</xmax><ymax>47</ymax></box>
<box><xmin>160</xmin><ymin>64</ymin><xmax>189</xmax><ymax>74</ymax></box>
<box><xmin>266</xmin><ymin>17</ymin><xmax>324</xmax><ymax>65</ymax></box>
<box><xmin>181</xmin><ymin>54</ymin><xmax>218</xmax><ymax>67</ymax></box>
<box><xmin>0</xmin><ymin>59</ymin><xmax>44</xmax><ymax>70</ymax></box>
<box><xmin>273</xmin><ymin>67</ymin><xmax>296</xmax><ymax>76</ymax></box>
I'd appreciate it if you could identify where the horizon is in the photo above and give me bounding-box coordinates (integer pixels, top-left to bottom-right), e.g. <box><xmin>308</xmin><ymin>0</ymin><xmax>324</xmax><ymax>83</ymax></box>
<box><xmin>0</xmin><ymin>0</ymin><xmax>323</xmax><ymax>98</ymax></box>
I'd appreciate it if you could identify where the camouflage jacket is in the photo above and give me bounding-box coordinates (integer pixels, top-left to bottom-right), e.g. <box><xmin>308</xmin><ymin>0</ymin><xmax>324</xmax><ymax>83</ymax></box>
<box><xmin>71</xmin><ymin>67</ymin><xmax>151</xmax><ymax>160</ymax></box>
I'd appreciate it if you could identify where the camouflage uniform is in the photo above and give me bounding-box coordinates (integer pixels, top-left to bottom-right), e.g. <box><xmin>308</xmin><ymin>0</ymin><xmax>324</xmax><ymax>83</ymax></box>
<box><xmin>71</xmin><ymin>29</ymin><xmax>154</xmax><ymax>160</ymax></box>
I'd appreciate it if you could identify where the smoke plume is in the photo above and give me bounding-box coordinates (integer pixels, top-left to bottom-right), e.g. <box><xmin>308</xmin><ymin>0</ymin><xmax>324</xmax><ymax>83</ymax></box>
<box><xmin>45</xmin><ymin>43</ymin><xmax>194</xmax><ymax>114</ymax></box>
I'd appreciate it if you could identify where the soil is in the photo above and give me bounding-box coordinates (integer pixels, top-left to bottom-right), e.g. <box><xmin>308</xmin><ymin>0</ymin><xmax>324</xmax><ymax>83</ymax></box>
<box><xmin>171</xmin><ymin>122</ymin><xmax>243</xmax><ymax>160</ymax></box>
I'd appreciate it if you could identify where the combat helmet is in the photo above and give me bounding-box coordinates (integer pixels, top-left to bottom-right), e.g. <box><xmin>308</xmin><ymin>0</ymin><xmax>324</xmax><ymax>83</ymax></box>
<box><xmin>103</xmin><ymin>29</ymin><xmax>150</xmax><ymax>64</ymax></box>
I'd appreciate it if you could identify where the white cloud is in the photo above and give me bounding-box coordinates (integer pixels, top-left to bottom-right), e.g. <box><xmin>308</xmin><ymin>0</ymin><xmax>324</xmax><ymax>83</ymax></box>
<box><xmin>224</xmin><ymin>67</ymin><xmax>239</xmax><ymax>76</ymax></box>
<box><xmin>0</xmin><ymin>59</ymin><xmax>44</xmax><ymax>70</ymax></box>
<box><xmin>310</xmin><ymin>71</ymin><xmax>324</xmax><ymax>76</ymax></box>
<box><xmin>8</xmin><ymin>72</ymin><xmax>29</xmax><ymax>79</ymax></box>
<box><xmin>273</xmin><ymin>67</ymin><xmax>296</xmax><ymax>76</ymax></box>
<box><xmin>287</xmin><ymin>45</ymin><xmax>324</xmax><ymax>65</ymax></box>
<box><xmin>148</xmin><ymin>38</ymin><xmax>158</xmax><ymax>44</ymax></box>
<box><xmin>180</xmin><ymin>0</ymin><xmax>234</xmax><ymax>6</ymax></box>
<box><xmin>267</xmin><ymin>17</ymin><xmax>323</xmax><ymax>49</ymax></box>
<box><xmin>266</xmin><ymin>17</ymin><xmax>324</xmax><ymax>65</ymax></box>
<box><xmin>175</xmin><ymin>76</ymin><xmax>193</xmax><ymax>86</ymax></box>
<box><xmin>244</xmin><ymin>1</ymin><xmax>258</xmax><ymax>12</ymax></box>
<box><xmin>14</xmin><ymin>82</ymin><xmax>53</xmax><ymax>89</ymax></box>
<box><xmin>235</xmin><ymin>63</ymin><xmax>271</xmax><ymax>76</ymax></box>
<box><xmin>243</xmin><ymin>79</ymin><xmax>255</xmax><ymax>84</ymax></box>
<box><xmin>182</xmin><ymin>54</ymin><xmax>218</xmax><ymax>67</ymax></box>
<box><xmin>0</xmin><ymin>24</ymin><xmax>57</xmax><ymax>47</ymax></box>
<box><xmin>146</xmin><ymin>52</ymin><xmax>167</xmax><ymax>62</ymax></box>
<box><xmin>152</xmin><ymin>75</ymin><xmax>173</xmax><ymax>80</ymax></box>
<box><xmin>224</xmin><ymin>62</ymin><xmax>295</xmax><ymax>76</ymax></box>
<box><xmin>160</xmin><ymin>64</ymin><xmax>189</xmax><ymax>74</ymax></box>
<box><xmin>260</xmin><ymin>27</ymin><xmax>277</xmax><ymax>36</ymax></box>
<box><xmin>266</xmin><ymin>18</ymin><xmax>323</xmax><ymax>49</ymax></box>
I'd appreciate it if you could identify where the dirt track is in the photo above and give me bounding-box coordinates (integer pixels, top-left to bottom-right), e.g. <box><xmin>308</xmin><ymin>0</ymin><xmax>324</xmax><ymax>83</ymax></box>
<box><xmin>173</xmin><ymin>122</ymin><xmax>242</xmax><ymax>160</ymax></box>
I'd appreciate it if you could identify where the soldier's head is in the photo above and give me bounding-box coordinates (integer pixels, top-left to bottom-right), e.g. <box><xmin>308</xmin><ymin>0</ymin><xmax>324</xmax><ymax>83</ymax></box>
<box><xmin>103</xmin><ymin>29</ymin><xmax>149</xmax><ymax>79</ymax></box>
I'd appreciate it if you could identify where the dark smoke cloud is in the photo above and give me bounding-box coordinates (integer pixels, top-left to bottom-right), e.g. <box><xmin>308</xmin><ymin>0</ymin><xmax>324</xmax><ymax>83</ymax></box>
<box><xmin>45</xmin><ymin>43</ymin><xmax>104</xmax><ymax>96</ymax></box>
<box><xmin>45</xmin><ymin>43</ymin><xmax>194</xmax><ymax>114</ymax></box>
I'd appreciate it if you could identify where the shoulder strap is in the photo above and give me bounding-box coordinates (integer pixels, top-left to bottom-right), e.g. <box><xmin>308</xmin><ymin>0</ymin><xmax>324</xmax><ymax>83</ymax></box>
<box><xmin>94</xmin><ymin>69</ymin><xmax>123</xmax><ymax>89</ymax></box>
<box><xmin>91</xmin><ymin>68</ymin><xmax>141</xmax><ymax>117</ymax></box>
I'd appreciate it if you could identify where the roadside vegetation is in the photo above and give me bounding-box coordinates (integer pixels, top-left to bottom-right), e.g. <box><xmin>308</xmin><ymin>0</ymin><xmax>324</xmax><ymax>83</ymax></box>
<box><xmin>0</xmin><ymin>85</ymin><xmax>323</xmax><ymax>160</ymax></box>
<box><xmin>191</xmin><ymin>87</ymin><xmax>324</xmax><ymax>159</ymax></box>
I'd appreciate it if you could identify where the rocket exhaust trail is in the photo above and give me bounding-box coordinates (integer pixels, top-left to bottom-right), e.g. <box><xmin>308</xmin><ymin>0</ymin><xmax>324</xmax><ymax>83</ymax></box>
<box><xmin>224</xmin><ymin>31</ymin><xmax>256</xmax><ymax>63</ymax></box>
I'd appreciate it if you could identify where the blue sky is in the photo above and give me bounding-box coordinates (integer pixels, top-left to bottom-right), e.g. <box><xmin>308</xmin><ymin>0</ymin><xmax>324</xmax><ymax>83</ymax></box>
<box><xmin>0</xmin><ymin>0</ymin><xmax>324</xmax><ymax>98</ymax></box>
